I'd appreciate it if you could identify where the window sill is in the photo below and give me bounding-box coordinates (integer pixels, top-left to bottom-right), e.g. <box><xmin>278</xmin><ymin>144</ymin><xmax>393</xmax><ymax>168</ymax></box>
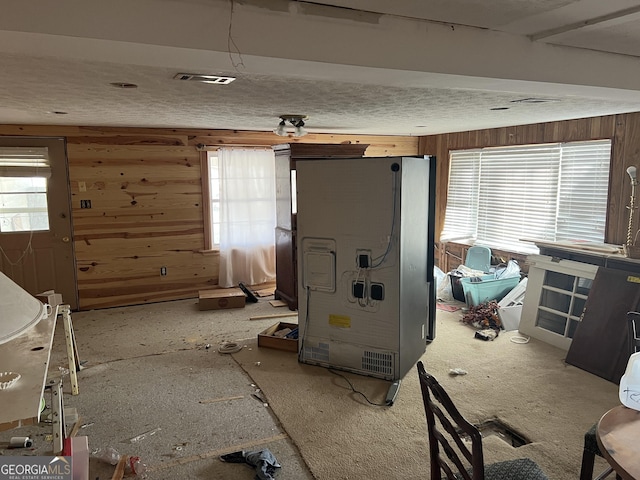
<box><xmin>198</xmin><ymin>248</ymin><xmax>220</xmax><ymax>255</ymax></box>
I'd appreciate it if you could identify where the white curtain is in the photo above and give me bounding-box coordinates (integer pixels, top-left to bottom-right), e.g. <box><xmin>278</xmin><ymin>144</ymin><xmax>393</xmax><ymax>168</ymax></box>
<box><xmin>218</xmin><ymin>148</ymin><xmax>276</xmax><ymax>288</ymax></box>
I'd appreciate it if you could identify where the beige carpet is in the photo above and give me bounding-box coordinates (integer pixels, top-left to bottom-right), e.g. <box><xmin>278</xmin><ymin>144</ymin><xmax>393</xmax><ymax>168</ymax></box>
<box><xmin>233</xmin><ymin>310</ymin><xmax>621</xmax><ymax>479</ymax></box>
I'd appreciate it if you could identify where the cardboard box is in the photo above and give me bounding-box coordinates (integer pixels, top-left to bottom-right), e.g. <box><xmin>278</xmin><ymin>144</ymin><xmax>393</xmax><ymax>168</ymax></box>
<box><xmin>198</xmin><ymin>288</ymin><xmax>246</xmax><ymax>311</ymax></box>
<box><xmin>258</xmin><ymin>321</ymin><xmax>298</xmax><ymax>352</ymax></box>
<box><xmin>36</xmin><ymin>290</ymin><xmax>63</xmax><ymax>308</ymax></box>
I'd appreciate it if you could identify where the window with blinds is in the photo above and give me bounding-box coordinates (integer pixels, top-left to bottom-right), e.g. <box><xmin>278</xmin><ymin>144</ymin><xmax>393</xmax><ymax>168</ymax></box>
<box><xmin>0</xmin><ymin>147</ymin><xmax>50</xmax><ymax>232</ymax></box>
<box><xmin>441</xmin><ymin>139</ymin><xmax>611</xmax><ymax>253</ymax></box>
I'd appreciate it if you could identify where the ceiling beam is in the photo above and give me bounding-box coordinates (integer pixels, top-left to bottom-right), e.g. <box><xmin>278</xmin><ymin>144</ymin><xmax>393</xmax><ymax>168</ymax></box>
<box><xmin>530</xmin><ymin>5</ymin><xmax>640</xmax><ymax>41</ymax></box>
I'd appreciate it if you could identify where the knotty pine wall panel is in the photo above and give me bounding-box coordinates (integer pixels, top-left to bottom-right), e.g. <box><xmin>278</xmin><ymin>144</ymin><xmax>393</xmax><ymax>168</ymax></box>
<box><xmin>418</xmin><ymin>113</ymin><xmax>633</xmax><ymax>270</ymax></box>
<box><xmin>0</xmin><ymin>124</ymin><xmax>416</xmax><ymax>309</ymax></box>
<box><xmin>66</xmin><ymin>143</ymin><xmax>216</xmax><ymax>309</ymax></box>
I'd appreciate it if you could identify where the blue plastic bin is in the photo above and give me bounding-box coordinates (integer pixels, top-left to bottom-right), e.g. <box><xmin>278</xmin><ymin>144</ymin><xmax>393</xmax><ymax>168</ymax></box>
<box><xmin>461</xmin><ymin>275</ymin><xmax>520</xmax><ymax>306</ymax></box>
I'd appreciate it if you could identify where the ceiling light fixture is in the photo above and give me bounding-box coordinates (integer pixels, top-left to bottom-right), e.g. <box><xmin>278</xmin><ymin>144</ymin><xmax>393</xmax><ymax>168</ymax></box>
<box><xmin>274</xmin><ymin>115</ymin><xmax>308</xmax><ymax>137</ymax></box>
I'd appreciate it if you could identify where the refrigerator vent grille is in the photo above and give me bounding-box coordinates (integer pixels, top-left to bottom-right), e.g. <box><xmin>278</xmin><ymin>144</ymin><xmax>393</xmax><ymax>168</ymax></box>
<box><xmin>304</xmin><ymin>342</ymin><xmax>329</xmax><ymax>363</ymax></box>
<box><xmin>362</xmin><ymin>350</ymin><xmax>393</xmax><ymax>375</ymax></box>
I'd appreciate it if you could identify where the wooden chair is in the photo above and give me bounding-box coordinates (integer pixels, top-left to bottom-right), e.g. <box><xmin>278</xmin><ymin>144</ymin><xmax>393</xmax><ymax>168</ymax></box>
<box><xmin>578</xmin><ymin>311</ymin><xmax>640</xmax><ymax>480</ymax></box>
<box><xmin>416</xmin><ymin>361</ymin><xmax>548</xmax><ymax>480</ymax></box>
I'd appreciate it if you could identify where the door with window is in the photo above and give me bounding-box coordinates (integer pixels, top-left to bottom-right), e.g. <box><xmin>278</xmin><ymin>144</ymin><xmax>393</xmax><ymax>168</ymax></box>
<box><xmin>0</xmin><ymin>137</ymin><xmax>77</xmax><ymax>309</ymax></box>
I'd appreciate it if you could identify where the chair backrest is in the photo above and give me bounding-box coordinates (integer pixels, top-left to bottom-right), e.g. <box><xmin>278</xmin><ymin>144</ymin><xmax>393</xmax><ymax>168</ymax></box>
<box><xmin>417</xmin><ymin>361</ymin><xmax>485</xmax><ymax>480</ymax></box>
<box><xmin>628</xmin><ymin>311</ymin><xmax>640</xmax><ymax>355</ymax></box>
<box><xmin>465</xmin><ymin>246</ymin><xmax>492</xmax><ymax>273</ymax></box>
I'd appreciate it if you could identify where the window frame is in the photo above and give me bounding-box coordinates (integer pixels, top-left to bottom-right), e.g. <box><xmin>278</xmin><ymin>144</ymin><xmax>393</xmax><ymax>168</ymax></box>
<box><xmin>441</xmin><ymin>139</ymin><xmax>612</xmax><ymax>253</ymax></box>
<box><xmin>201</xmin><ymin>150</ymin><xmax>220</xmax><ymax>250</ymax></box>
<box><xmin>0</xmin><ymin>147</ymin><xmax>51</xmax><ymax>233</ymax></box>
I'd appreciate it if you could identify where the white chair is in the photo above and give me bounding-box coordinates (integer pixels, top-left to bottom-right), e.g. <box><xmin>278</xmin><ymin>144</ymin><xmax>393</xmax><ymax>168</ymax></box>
<box><xmin>465</xmin><ymin>246</ymin><xmax>492</xmax><ymax>273</ymax></box>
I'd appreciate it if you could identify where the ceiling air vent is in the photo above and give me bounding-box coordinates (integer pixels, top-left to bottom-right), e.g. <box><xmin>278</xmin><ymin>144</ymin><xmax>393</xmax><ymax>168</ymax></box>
<box><xmin>173</xmin><ymin>73</ymin><xmax>236</xmax><ymax>85</ymax></box>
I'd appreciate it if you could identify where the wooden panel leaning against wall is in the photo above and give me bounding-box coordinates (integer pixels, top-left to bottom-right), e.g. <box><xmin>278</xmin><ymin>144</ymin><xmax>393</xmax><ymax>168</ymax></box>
<box><xmin>421</xmin><ymin>112</ymin><xmax>640</xmax><ymax>272</ymax></box>
<box><xmin>0</xmin><ymin>125</ymin><xmax>418</xmax><ymax>310</ymax></box>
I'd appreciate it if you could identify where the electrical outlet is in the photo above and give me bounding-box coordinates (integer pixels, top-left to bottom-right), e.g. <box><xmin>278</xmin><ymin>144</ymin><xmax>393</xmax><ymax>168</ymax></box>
<box><xmin>80</xmin><ymin>199</ymin><xmax>92</xmax><ymax>209</ymax></box>
<box><xmin>160</xmin><ymin>266</ymin><xmax>167</xmax><ymax>276</ymax></box>
<box><xmin>356</xmin><ymin>250</ymin><xmax>371</xmax><ymax>269</ymax></box>
<box><xmin>370</xmin><ymin>283</ymin><xmax>384</xmax><ymax>301</ymax></box>
<box><xmin>352</xmin><ymin>281</ymin><xmax>365</xmax><ymax>298</ymax></box>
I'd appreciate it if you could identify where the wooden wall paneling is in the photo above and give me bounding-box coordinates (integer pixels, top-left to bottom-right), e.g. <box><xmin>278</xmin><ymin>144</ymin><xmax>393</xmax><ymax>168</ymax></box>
<box><xmin>0</xmin><ymin>125</ymin><xmax>190</xmax><ymax>146</ymax></box>
<box><xmin>67</xmin><ymin>143</ymin><xmax>214</xmax><ymax>309</ymax></box>
<box><xmin>2</xmin><ymin>115</ymin><xmax>638</xmax><ymax>309</ymax></box>
<box><xmin>420</xmin><ymin>113</ymin><xmax>640</xmax><ymax>248</ymax></box>
<box><xmin>618</xmin><ymin>114</ymin><xmax>640</xmax><ymax>246</ymax></box>
<box><xmin>186</xmin><ymin>131</ymin><xmax>419</xmax><ymax>157</ymax></box>
<box><xmin>1</xmin><ymin>124</ymin><xmax>418</xmax><ymax>309</ymax></box>
<box><xmin>543</xmin><ymin>122</ymin><xmax>560</xmax><ymax>143</ymax></box>
<box><xmin>608</xmin><ymin>115</ymin><xmax>628</xmax><ymax>244</ymax></box>
<box><xmin>626</xmin><ymin>114</ymin><xmax>640</xmax><ymax>245</ymax></box>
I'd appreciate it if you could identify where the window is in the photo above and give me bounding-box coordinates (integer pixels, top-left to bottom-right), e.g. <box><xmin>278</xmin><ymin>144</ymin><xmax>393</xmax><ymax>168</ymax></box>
<box><xmin>0</xmin><ymin>147</ymin><xmax>50</xmax><ymax>232</ymax></box>
<box><xmin>206</xmin><ymin>153</ymin><xmax>221</xmax><ymax>246</ymax></box>
<box><xmin>441</xmin><ymin>139</ymin><xmax>611</xmax><ymax>253</ymax></box>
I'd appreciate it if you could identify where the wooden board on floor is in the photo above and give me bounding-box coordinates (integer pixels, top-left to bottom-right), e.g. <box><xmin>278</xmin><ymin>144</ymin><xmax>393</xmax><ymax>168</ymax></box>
<box><xmin>269</xmin><ymin>299</ymin><xmax>288</xmax><ymax>307</ymax></box>
<box><xmin>250</xmin><ymin>313</ymin><xmax>298</xmax><ymax>321</ymax></box>
<box><xmin>255</xmin><ymin>288</ymin><xmax>276</xmax><ymax>297</ymax></box>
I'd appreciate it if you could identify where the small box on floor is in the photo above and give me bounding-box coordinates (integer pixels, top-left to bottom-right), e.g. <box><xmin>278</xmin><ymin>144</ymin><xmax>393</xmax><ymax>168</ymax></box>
<box><xmin>258</xmin><ymin>322</ymin><xmax>298</xmax><ymax>352</ymax></box>
<box><xmin>198</xmin><ymin>288</ymin><xmax>246</xmax><ymax>311</ymax></box>
<box><xmin>36</xmin><ymin>290</ymin><xmax>63</xmax><ymax>308</ymax></box>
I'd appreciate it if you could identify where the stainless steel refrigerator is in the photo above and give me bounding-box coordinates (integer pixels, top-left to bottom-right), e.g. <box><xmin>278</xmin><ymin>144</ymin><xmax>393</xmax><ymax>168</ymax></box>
<box><xmin>295</xmin><ymin>155</ymin><xmax>436</xmax><ymax>404</ymax></box>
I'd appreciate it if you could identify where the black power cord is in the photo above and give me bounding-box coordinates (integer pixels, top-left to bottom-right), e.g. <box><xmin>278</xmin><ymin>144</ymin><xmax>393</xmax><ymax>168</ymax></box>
<box><xmin>328</xmin><ymin>369</ymin><xmax>389</xmax><ymax>407</ymax></box>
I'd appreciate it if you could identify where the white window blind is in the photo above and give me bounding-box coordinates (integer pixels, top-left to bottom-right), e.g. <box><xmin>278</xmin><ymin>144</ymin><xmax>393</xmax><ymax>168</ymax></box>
<box><xmin>442</xmin><ymin>139</ymin><xmax>611</xmax><ymax>253</ymax></box>
<box><xmin>0</xmin><ymin>147</ymin><xmax>51</xmax><ymax>177</ymax></box>
<box><xmin>557</xmin><ymin>141</ymin><xmax>611</xmax><ymax>242</ymax></box>
<box><xmin>0</xmin><ymin>147</ymin><xmax>50</xmax><ymax>232</ymax></box>
<box><xmin>439</xmin><ymin>150</ymin><xmax>480</xmax><ymax>241</ymax></box>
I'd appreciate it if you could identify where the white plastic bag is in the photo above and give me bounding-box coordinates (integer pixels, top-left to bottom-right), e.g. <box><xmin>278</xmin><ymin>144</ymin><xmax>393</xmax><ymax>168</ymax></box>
<box><xmin>434</xmin><ymin>266</ymin><xmax>445</xmax><ymax>291</ymax></box>
<box><xmin>436</xmin><ymin>271</ymin><xmax>454</xmax><ymax>302</ymax></box>
<box><xmin>495</xmin><ymin>260</ymin><xmax>520</xmax><ymax>279</ymax></box>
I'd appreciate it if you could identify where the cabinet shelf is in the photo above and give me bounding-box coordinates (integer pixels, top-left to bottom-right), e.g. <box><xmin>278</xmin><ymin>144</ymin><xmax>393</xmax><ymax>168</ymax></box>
<box><xmin>520</xmin><ymin>255</ymin><xmax>599</xmax><ymax>351</ymax></box>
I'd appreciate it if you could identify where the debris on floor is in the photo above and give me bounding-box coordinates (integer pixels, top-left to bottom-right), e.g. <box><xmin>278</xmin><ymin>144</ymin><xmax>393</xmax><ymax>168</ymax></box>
<box><xmin>461</xmin><ymin>300</ymin><xmax>502</xmax><ymax>340</ymax></box>
<box><xmin>218</xmin><ymin>341</ymin><xmax>243</xmax><ymax>354</ymax></box>
<box><xmin>475</xmin><ymin>329</ymin><xmax>498</xmax><ymax>341</ymax></box>
<box><xmin>92</xmin><ymin>446</ymin><xmax>148</xmax><ymax>479</ymax></box>
<box><xmin>220</xmin><ymin>448</ymin><xmax>281</xmax><ymax>480</ymax></box>
<box><xmin>128</xmin><ymin>427</ymin><xmax>161</xmax><ymax>443</ymax></box>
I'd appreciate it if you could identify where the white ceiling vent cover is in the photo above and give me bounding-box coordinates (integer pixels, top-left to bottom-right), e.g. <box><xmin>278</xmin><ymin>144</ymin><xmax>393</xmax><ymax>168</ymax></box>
<box><xmin>173</xmin><ymin>73</ymin><xmax>236</xmax><ymax>84</ymax></box>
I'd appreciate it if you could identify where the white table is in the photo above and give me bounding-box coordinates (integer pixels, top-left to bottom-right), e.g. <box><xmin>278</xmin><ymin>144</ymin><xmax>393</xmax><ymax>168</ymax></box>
<box><xmin>0</xmin><ymin>305</ymin><xmax>80</xmax><ymax>453</ymax></box>
<box><xmin>0</xmin><ymin>311</ymin><xmax>56</xmax><ymax>431</ymax></box>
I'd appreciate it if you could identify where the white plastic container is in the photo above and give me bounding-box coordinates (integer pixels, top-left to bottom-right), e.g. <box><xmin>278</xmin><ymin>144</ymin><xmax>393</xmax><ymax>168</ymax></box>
<box><xmin>619</xmin><ymin>352</ymin><xmax>640</xmax><ymax>411</ymax></box>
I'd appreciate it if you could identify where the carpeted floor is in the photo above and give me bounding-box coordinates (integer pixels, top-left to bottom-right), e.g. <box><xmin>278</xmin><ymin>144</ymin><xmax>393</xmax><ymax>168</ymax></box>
<box><xmin>1</xmin><ymin>295</ymin><xmax>621</xmax><ymax>479</ymax></box>
<box><xmin>233</xmin><ymin>310</ymin><xmax>620</xmax><ymax>480</ymax></box>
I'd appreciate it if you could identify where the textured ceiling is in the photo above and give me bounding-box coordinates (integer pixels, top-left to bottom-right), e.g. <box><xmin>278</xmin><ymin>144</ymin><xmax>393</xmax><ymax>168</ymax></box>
<box><xmin>1</xmin><ymin>0</ymin><xmax>640</xmax><ymax>136</ymax></box>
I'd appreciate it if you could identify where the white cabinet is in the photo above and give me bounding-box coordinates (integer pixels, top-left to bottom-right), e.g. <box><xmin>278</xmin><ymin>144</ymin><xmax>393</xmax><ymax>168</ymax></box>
<box><xmin>520</xmin><ymin>255</ymin><xmax>598</xmax><ymax>350</ymax></box>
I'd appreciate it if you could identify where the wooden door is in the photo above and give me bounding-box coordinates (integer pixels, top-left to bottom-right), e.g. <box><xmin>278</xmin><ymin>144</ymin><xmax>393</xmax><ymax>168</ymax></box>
<box><xmin>0</xmin><ymin>137</ymin><xmax>77</xmax><ymax>309</ymax></box>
